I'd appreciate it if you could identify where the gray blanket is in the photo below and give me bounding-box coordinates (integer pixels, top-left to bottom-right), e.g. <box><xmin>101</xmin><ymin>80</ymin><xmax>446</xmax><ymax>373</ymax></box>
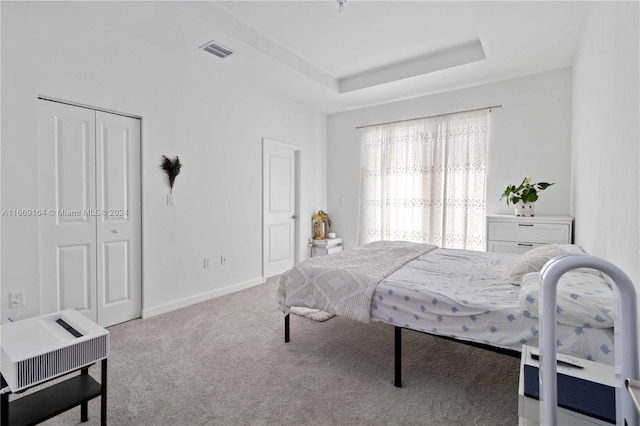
<box><xmin>276</xmin><ymin>240</ymin><xmax>436</xmax><ymax>323</ymax></box>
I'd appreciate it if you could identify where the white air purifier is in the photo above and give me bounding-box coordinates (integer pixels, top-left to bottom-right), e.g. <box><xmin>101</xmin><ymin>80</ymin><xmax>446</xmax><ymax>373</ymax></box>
<box><xmin>1</xmin><ymin>309</ymin><xmax>109</xmax><ymax>392</ymax></box>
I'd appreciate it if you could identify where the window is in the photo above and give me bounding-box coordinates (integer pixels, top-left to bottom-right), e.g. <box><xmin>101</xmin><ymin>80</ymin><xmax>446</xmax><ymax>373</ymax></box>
<box><xmin>358</xmin><ymin>109</ymin><xmax>488</xmax><ymax>250</ymax></box>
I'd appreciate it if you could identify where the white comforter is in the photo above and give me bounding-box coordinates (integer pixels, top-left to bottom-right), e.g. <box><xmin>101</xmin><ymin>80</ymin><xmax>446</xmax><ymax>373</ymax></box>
<box><xmin>371</xmin><ymin>248</ymin><xmax>615</xmax><ymax>365</ymax></box>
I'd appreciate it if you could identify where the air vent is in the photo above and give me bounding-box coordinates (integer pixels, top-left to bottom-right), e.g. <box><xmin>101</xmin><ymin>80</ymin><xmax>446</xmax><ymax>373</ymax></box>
<box><xmin>200</xmin><ymin>40</ymin><xmax>235</xmax><ymax>59</ymax></box>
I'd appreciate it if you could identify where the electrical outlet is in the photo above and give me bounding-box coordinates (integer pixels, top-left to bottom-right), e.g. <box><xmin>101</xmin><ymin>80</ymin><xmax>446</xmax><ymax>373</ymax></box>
<box><xmin>9</xmin><ymin>291</ymin><xmax>25</xmax><ymax>308</ymax></box>
<box><xmin>204</xmin><ymin>257</ymin><xmax>211</xmax><ymax>268</ymax></box>
<box><xmin>221</xmin><ymin>255</ymin><xmax>227</xmax><ymax>265</ymax></box>
<box><xmin>167</xmin><ymin>194</ymin><xmax>176</xmax><ymax>206</ymax></box>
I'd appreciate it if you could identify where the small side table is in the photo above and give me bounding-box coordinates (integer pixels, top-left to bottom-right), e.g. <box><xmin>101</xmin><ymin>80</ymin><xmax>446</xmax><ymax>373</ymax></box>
<box><xmin>1</xmin><ymin>359</ymin><xmax>107</xmax><ymax>426</ymax></box>
<box><xmin>312</xmin><ymin>237</ymin><xmax>343</xmax><ymax>257</ymax></box>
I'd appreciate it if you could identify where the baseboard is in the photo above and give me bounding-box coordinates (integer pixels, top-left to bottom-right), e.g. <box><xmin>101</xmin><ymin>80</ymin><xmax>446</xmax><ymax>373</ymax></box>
<box><xmin>141</xmin><ymin>276</ymin><xmax>266</xmax><ymax>319</ymax></box>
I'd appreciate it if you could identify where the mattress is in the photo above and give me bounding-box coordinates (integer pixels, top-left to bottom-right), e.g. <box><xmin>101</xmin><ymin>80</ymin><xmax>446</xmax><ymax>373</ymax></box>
<box><xmin>371</xmin><ymin>248</ymin><xmax>615</xmax><ymax>365</ymax></box>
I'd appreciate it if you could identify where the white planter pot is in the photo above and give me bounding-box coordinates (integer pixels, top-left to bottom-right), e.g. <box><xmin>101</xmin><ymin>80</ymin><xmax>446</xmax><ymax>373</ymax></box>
<box><xmin>515</xmin><ymin>201</ymin><xmax>535</xmax><ymax>217</ymax></box>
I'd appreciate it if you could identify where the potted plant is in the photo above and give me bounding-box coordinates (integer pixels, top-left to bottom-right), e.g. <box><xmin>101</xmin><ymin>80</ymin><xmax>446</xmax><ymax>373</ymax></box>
<box><xmin>500</xmin><ymin>177</ymin><xmax>554</xmax><ymax>217</ymax></box>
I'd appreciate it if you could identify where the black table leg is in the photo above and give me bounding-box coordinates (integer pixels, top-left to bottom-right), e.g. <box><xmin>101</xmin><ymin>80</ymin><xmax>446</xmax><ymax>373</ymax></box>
<box><xmin>101</xmin><ymin>359</ymin><xmax>107</xmax><ymax>426</ymax></box>
<box><xmin>81</xmin><ymin>368</ymin><xmax>89</xmax><ymax>422</ymax></box>
<box><xmin>1</xmin><ymin>374</ymin><xmax>9</xmax><ymax>426</ymax></box>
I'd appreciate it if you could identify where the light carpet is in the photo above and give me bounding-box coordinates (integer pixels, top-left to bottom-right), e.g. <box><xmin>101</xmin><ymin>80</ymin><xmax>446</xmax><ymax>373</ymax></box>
<box><xmin>28</xmin><ymin>276</ymin><xmax>520</xmax><ymax>425</ymax></box>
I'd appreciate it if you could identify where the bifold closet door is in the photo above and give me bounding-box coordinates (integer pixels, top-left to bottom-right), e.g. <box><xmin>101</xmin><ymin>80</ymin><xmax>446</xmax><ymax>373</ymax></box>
<box><xmin>38</xmin><ymin>100</ymin><xmax>141</xmax><ymax>327</ymax></box>
<box><xmin>95</xmin><ymin>111</ymin><xmax>141</xmax><ymax>327</ymax></box>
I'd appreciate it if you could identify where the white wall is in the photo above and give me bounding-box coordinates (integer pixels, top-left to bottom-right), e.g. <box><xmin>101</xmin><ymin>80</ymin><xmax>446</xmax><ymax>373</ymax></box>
<box><xmin>0</xmin><ymin>2</ymin><xmax>327</xmax><ymax>320</ymax></box>
<box><xmin>572</xmin><ymin>1</ymin><xmax>640</xmax><ymax>285</ymax></box>
<box><xmin>327</xmin><ymin>68</ymin><xmax>573</xmax><ymax>249</ymax></box>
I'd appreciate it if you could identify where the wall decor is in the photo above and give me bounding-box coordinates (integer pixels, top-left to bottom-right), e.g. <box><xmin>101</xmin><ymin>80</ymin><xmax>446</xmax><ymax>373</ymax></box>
<box><xmin>160</xmin><ymin>155</ymin><xmax>182</xmax><ymax>194</ymax></box>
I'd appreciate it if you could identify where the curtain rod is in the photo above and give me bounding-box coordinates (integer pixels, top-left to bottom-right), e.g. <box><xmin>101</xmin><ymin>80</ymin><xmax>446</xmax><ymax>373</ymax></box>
<box><xmin>355</xmin><ymin>105</ymin><xmax>502</xmax><ymax>130</ymax></box>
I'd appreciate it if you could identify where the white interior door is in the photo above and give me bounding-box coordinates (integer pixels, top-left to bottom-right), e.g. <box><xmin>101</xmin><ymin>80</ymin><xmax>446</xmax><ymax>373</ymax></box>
<box><xmin>38</xmin><ymin>100</ymin><xmax>141</xmax><ymax>327</ymax></box>
<box><xmin>263</xmin><ymin>139</ymin><xmax>298</xmax><ymax>278</ymax></box>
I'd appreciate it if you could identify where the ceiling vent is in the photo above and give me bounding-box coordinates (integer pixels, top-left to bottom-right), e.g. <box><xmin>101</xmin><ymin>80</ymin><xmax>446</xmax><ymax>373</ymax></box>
<box><xmin>200</xmin><ymin>40</ymin><xmax>235</xmax><ymax>59</ymax></box>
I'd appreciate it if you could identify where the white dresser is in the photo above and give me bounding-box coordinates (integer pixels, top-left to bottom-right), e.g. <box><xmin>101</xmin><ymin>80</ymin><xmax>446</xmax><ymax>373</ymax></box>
<box><xmin>486</xmin><ymin>214</ymin><xmax>573</xmax><ymax>254</ymax></box>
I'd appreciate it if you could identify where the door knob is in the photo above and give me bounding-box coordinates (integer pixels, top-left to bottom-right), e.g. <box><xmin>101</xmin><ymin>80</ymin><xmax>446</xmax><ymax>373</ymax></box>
<box><xmin>112</xmin><ymin>229</ymin><xmax>120</xmax><ymax>234</ymax></box>
<box><xmin>291</xmin><ymin>215</ymin><xmax>296</xmax><ymax>219</ymax></box>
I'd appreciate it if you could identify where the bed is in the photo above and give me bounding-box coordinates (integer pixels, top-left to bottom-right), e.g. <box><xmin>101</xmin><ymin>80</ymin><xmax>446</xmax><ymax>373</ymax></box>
<box><xmin>276</xmin><ymin>241</ymin><xmax>616</xmax><ymax>385</ymax></box>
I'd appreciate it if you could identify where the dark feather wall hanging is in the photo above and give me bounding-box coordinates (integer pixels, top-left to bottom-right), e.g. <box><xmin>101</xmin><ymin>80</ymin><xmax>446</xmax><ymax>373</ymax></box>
<box><xmin>160</xmin><ymin>155</ymin><xmax>182</xmax><ymax>193</ymax></box>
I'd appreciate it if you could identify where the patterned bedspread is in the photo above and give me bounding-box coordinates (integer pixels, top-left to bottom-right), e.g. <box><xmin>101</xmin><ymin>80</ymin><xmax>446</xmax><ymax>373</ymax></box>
<box><xmin>371</xmin><ymin>248</ymin><xmax>615</xmax><ymax>365</ymax></box>
<box><xmin>276</xmin><ymin>240</ymin><xmax>435</xmax><ymax>322</ymax></box>
<box><xmin>277</xmin><ymin>242</ymin><xmax>616</xmax><ymax>365</ymax></box>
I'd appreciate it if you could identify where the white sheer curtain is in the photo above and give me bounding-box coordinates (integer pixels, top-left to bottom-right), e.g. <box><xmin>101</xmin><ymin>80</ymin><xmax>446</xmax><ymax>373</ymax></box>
<box><xmin>358</xmin><ymin>109</ymin><xmax>488</xmax><ymax>250</ymax></box>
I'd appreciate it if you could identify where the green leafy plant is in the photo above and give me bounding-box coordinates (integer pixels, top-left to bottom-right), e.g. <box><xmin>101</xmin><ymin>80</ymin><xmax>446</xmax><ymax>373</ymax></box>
<box><xmin>160</xmin><ymin>155</ymin><xmax>182</xmax><ymax>193</ymax></box>
<box><xmin>500</xmin><ymin>177</ymin><xmax>554</xmax><ymax>205</ymax></box>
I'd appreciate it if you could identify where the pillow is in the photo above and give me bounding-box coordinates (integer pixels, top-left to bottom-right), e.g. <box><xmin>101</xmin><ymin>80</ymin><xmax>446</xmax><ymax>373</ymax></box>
<box><xmin>509</xmin><ymin>244</ymin><xmax>566</xmax><ymax>285</ymax></box>
<box><xmin>556</xmin><ymin>244</ymin><xmax>604</xmax><ymax>278</ymax></box>
<box><xmin>556</xmin><ymin>244</ymin><xmax>585</xmax><ymax>254</ymax></box>
<box><xmin>519</xmin><ymin>271</ymin><xmax>614</xmax><ymax>328</ymax></box>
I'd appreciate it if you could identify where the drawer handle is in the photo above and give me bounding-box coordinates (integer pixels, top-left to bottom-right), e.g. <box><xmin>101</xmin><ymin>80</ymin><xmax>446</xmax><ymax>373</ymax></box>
<box><xmin>518</xmin><ymin>243</ymin><xmax>534</xmax><ymax>247</ymax></box>
<box><xmin>518</xmin><ymin>224</ymin><xmax>534</xmax><ymax>227</ymax></box>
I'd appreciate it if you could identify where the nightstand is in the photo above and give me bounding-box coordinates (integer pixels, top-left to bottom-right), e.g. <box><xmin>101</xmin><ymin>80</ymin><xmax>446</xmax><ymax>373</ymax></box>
<box><xmin>486</xmin><ymin>214</ymin><xmax>573</xmax><ymax>254</ymax></box>
<box><xmin>312</xmin><ymin>237</ymin><xmax>343</xmax><ymax>257</ymax></box>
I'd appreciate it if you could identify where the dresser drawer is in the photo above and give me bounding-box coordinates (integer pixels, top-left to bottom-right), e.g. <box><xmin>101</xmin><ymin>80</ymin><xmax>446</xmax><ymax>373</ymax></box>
<box><xmin>487</xmin><ymin>221</ymin><xmax>570</xmax><ymax>245</ymax></box>
<box><xmin>487</xmin><ymin>241</ymin><xmax>546</xmax><ymax>255</ymax></box>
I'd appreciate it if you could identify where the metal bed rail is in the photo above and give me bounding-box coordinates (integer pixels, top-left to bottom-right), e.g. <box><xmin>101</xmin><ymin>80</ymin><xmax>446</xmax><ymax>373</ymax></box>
<box><xmin>539</xmin><ymin>254</ymin><xmax>639</xmax><ymax>426</ymax></box>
